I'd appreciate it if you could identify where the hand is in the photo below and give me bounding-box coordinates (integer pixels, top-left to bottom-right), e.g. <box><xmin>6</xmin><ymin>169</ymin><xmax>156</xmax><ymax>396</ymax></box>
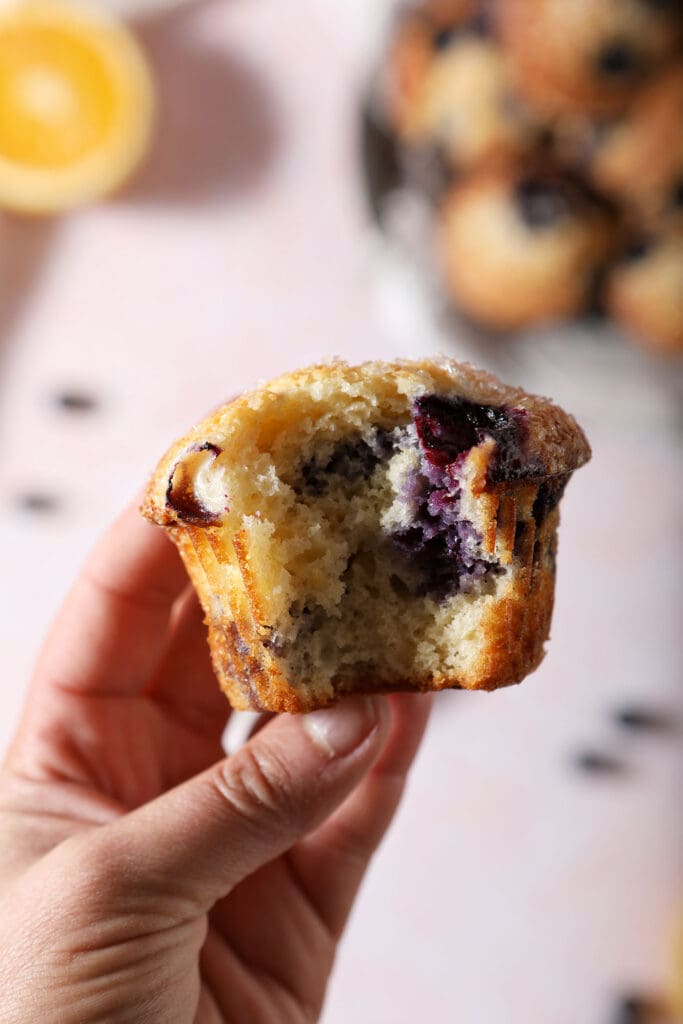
<box><xmin>0</xmin><ymin>503</ymin><xmax>431</xmax><ymax>1023</ymax></box>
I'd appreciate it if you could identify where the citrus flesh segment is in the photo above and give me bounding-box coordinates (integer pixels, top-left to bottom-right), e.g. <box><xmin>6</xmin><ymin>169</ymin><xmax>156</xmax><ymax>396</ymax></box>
<box><xmin>0</xmin><ymin>1</ymin><xmax>153</xmax><ymax>212</ymax></box>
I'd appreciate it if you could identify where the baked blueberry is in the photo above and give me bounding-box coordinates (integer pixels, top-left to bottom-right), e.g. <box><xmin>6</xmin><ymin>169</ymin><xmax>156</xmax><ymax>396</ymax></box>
<box><xmin>166</xmin><ymin>443</ymin><xmax>225</xmax><ymax>525</ymax></box>
<box><xmin>295</xmin><ymin>432</ymin><xmax>391</xmax><ymax>495</ymax></box>
<box><xmin>514</xmin><ymin>178</ymin><xmax>573</xmax><ymax>229</ymax></box>
<box><xmin>596</xmin><ymin>41</ymin><xmax>641</xmax><ymax>79</ymax></box>
<box><xmin>670</xmin><ymin>175</ymin><xmax>683</xmax><ymax>209</ymax></box>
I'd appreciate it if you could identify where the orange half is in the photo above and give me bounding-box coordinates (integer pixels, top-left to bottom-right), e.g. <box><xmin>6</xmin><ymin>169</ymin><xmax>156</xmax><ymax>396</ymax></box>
<box><xmin>672</xmin><ymin>914</ymin><xmax>683</xmax><ymax>1020</ymax></box>
<box><xmin>0</xmin><ymin>0</ymin><xmax>153</xmax><ymax>212</ymax></box>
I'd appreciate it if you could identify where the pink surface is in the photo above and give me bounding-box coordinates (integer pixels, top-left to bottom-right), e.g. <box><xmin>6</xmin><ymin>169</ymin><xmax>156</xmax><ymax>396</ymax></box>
<box><xmin>0</xmin><ymin>2</ymin><xmax>681</xmax><ymax>1021</ymax></box>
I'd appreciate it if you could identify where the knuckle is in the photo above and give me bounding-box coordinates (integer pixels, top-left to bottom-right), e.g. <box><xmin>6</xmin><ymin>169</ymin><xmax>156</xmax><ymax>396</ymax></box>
<box><xmin>212</xmin><ymin>743</ymin><xmax>301</xmax><ymax>834</ymax></box>
<box><xmin>64</xmin><ymin>831</ymin><xmax>130</xmax><ymax>903</ymax></box>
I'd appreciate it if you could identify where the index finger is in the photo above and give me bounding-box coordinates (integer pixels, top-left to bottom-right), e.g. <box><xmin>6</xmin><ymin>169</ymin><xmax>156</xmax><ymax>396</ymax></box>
<box><xmin>31</xmin><ymin>501</ymin><xmax>188</xmax><ymax>699</ymax></box>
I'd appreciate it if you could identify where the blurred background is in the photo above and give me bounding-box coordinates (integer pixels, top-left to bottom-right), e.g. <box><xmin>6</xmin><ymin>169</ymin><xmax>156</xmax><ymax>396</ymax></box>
<box><xmin>0</xmin><ymin>0</ymin><xmax>681</xmax><ymax>1021</ymax></box>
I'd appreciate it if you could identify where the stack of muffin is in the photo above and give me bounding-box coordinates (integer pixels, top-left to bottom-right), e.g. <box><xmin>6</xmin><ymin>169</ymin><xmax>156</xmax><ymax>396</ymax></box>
<box><xmin>376</xmin><ymin>0</ymin><xmax>683</xmax><ymax>354</ymax></box>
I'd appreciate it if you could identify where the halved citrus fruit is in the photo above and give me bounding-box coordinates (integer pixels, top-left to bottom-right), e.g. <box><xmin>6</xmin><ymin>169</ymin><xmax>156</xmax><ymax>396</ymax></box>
<box><xmin>0</xmin><ymin>0</ymin><xmax>153</xmax><ymax>212</ymax></box>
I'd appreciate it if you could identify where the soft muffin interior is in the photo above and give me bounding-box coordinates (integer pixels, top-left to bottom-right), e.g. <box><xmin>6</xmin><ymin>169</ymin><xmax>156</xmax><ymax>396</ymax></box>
<box><xmin>171</xmin><ymin>374</ymin><xmax>549</xmax><ymax>704</ymax></box>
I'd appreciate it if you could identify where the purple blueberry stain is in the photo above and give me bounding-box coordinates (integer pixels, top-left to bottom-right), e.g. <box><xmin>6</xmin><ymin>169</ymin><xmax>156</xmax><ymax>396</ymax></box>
<box><xmin>293</xmin><ymin>396</ymin><xmax>556</xmax><ymax>604</ymax></box>
<box><xmin>166</xmin><ymin>442</ymin><xmax>225</xmax><ymax>525</ymax></box>
<box><xmin>531</xmin><ymin>474</ymin><xmax>569</xmax><ymax>526</ymax></box>
<box><xmin>228</xmin><ymin>620</ymin><xmax>251</xmax><ymax>659</ymax></box>
<box><xmin>295</xmin><ymin>429</ymin><xmax>394</xmax><ymax>495</ymax></box>
<box><xmin>387</xmin><ymin>394</ymin><xmax>542</xmax><ymax>600</ymax></box>
<box><xmin>413</xmin><ymin>394</ymin><xmax>536</xmax><ymax>483</ymax></box>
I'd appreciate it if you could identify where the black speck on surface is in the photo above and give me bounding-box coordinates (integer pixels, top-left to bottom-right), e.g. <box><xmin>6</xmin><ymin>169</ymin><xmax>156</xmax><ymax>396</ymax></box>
<box><xmin>572</xmin><ymin>750</ymin><xmax>625</xmax><ymax>776</ymax></box>
<box><xmin>611</xmin><ymin>995</ymin><xmax>649</xmax><ymax>1024</ymax></box>
<box><xmin>612</xmin><ymin>706</ymin><xmax>675</xmax><ymax>733</ymax></box>
<box><xmin>361</xmin><ymin>103</ymin><xmax>403</xmax><ymax>225</ymax></box>
<box><xmin>16</xmin><ymin>492</ymin><xmax>59</xmax><ymax>514</ymax></box>
<box><xmin>53</xmin><ymin>391</ymin><xmax>99</xmax><ymax>413</ymax></box>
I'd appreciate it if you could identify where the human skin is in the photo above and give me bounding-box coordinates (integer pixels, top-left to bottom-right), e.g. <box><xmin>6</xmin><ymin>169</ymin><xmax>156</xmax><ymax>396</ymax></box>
<box><xmin>0</xmin><ymin>503</ymin><xmax>432</xmax><ymax>1023</ymax></box>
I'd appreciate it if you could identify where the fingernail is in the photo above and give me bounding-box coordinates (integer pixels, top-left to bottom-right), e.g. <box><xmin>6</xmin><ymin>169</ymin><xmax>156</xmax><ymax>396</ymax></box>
<box><xmin>303</xmin><ymin>696</ymin><xmax>380</xmax><ymax>759</ymax></box>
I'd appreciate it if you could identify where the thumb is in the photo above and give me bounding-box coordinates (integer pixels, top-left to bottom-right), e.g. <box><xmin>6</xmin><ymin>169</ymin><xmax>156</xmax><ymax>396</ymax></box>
<box><xmin>97</xmin><ymin>695</ymin><xmax>390</xmax><ymax>912</ymax></box>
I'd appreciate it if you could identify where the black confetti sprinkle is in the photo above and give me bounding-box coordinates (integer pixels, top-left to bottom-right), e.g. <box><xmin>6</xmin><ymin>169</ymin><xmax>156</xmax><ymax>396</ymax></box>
<box><xmin>53</xmin><ymin>390</ymin><xmax>99</xmax><ymax>413</ymax></box>
<box><xmin>16</xmin><ymin>493</ymin><xmax>60</xmax><ymax>514</ymax></box>
<box><xmin>572</xmin><ymin>750</ymin><xmax>625</xmax><ymax>776</ymax></box>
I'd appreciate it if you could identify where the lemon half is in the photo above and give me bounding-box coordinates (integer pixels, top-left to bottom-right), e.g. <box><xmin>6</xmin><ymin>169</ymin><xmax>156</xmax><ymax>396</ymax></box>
<box><xmin>0</xmin><ymin>0</ymin><xmax>153</xmax><ymax>212</ymax></box>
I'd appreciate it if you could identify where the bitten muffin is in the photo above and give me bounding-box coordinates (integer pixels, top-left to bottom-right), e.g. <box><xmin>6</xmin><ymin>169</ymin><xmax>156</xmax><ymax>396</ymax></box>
<box><xmin>384</xmin><ymin>7</ymin><xmax>539</xmax><ymax>171</ymax></box>
<box><xmin>607</xmin><ymin>236</ymin><xmax>683</xmax><ymax>354</ymax></box>
<box><xmin>143</xmin><ymin>359</ymin><xmax>590</xmax><ymax>712</ymax></box>
<box><xmin>559</xmin><ymin>67</ymin><xmax>683</xmax><ymax>232</ymax></box>
<box><xmin>497</xmin><ymin>0</ymin><xmax>682</xmax><ymax>117</ymax></box>
<box><xmin>438</xmin><ymin>166</ymin><xmax>614</xmax><ymax>330</ymax></box>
